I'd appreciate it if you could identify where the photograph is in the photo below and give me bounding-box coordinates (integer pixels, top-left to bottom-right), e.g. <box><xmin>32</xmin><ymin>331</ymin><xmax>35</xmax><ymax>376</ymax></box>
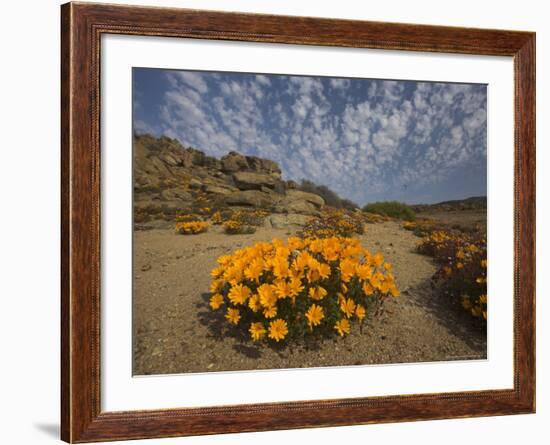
<box><xmin>132</xmin><ymin>68</ymin><xmax>488</xmax><ymax>376</ymax></box>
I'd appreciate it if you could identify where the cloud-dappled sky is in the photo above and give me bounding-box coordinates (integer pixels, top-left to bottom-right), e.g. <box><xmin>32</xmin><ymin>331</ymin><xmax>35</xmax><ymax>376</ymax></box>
<box><xmin>133</xmin><ymin>68</ymin><xmax>487</xmax><ymax>205</ymax></box>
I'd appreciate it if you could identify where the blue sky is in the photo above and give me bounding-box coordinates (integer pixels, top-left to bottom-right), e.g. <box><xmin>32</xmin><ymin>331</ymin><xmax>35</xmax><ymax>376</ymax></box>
<box><xmin>133</xmin><ymin>68</ymin><xmax>487</xmax><ymax>205</ymax></box>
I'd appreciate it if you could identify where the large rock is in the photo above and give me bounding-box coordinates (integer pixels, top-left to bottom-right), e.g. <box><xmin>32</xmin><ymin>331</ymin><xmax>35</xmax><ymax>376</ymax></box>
<box><xmin>232</xmin><ymin>171</ymin><xmax>277</xmax><ymax>191</ymax></box>
<box><xmin>220</xmin><ymin>151</ymin><xmax>282</xmax><ymax>177</ymax></box>
<box><xmin>158</xmin><ymin>153</ymin><xmax>180</xmax><ymax>167</ymax></box>
<box><xmin>246</xmin><ymin>156</ymin><xmax>282</xmax><ymax>177</ymax></box>
<box><xmin>204</xmin><ymin>184</ymin><xmax>238</xmax><ymax>196</ymax></box>
<box><xmin>180</xmin><ymin>150</ymin><xmax>195</xmax><ymax>168</ymax></box>
<box><xmin>268</xmin><ymin>213</ymin><xmax>310</xmax><ymax>229</ymax></box>
<box><xmin>159</xmin><ymin>187</ymin><xmax>193</xmax><ymax>202</ymax></box>
<box><xmin>178</xmin><ymin>148</ymin><xmax>211</xmax><ymax>168</ymax></box>
<box><xmin>160</xmin><ymin>201</ymin><xmax>193</xmax><ymax>216</ymax></box>
<box><xmin>221</xmin><ymin>152</ymin><xmax>249</xmax><ymax>173</ymax></box>
<box><xmin>273</xmin><ymin>190</ymin><xmax>325</xmax><ymax>216</ymax></box>
<box><xmin>188</xmin><ymin>178</ymin><xmax>202</xmax><ymax>189</ymax></box>
<box><xmin>286</xmin><ymin>190</ymin><xmax>325</xmax><ymax>208</ymax></box>
<box><xmin>224</xmin><ymin>190</ymin><xmax>274</xmax><ymax>208</ymax></box>
<box><xmin>283</xmin><ymin>200</ymin><xmax>320</xmax><ymax>216</ymax></box>
<box><xmin>149</xmin><ymin>156</ymin><xmax>172</xmax><ymax>177</ymax></box>
<box><xmin>134</xmin><ymin>201</ymin><xmax>163</xmax><ymax>215</ymax></box>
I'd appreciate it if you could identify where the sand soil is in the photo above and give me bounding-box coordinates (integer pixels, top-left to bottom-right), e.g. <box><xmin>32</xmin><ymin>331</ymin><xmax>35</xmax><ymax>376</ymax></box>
<box><xmin>133</xmin><ymin>221</ymin><xmax>486</xmax><ymax>375</ymax></box>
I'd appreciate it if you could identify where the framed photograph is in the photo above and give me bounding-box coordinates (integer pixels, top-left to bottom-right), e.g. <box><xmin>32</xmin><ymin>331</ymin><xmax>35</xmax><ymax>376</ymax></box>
<box><xmin>61</xmin><ymin>2</ymin><xmax>535</xmax><ymax>442</ymax></box>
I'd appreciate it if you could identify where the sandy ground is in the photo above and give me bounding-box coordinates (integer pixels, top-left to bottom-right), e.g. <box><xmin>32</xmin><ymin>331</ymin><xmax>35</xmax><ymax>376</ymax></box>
<box><xmin>133</xmin><ymin>220</ymin><xmax>486</xmax><ymax>375</ymax></box>
<box><xmin>417</xmin><ymin>209</ymin><xmax>487</xmax><ymax>230</ymax></box>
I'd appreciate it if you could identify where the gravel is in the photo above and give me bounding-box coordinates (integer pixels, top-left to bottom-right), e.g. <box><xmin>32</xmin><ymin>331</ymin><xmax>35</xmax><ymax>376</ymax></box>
<box><xmin>133</xmin><ymin>221</ymin><xmax>486</xmax><ymax>375</ymax></box>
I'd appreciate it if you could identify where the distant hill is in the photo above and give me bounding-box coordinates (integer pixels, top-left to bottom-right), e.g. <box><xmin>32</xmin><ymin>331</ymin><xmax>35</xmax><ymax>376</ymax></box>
<box><xmin>412</xmin><ymin>196</ymin><xmax>487</xmax><ymax>213</ymax></box>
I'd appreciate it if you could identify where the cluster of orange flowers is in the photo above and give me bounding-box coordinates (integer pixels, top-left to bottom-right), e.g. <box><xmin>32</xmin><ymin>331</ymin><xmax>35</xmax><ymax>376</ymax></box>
<box><xmin>418</xmin><ymin>230</ymin><xmax>487</xmax><ymax>320</ymax></box>
<box><xmin>362</xmin><ymin>212</ymin><xmax>391</xmax><ymax>224</ymax></box>
<box><xmin>402</xmin><ymin>218</ymin><xmax>439</xmax><ymax>237</ymax></box>
<box><xmin>449</xmin><ymin>244</ymin><xmax>487</xmax><ymax>320</ymax></box>
<box><xmin>175</xmin><ymin>220</ymin><xmax>209</xmax><ymax>235</ymax></box>
<box><xmin>209</xmin><ymin>236</ymin><xmax>399</xmax><ymax>343</ymax></box>
<box><xmin>222</xmin><ymin>219</ymin><xmax>255</xmax><ymax>235</ymax></box>
<box><xmin>302</xmin><ymin>209</ymin><xmax>364</xmax><ymax>239</ymax></box>
<box><xmin>212</xmin><ymin>209</ymin><xmax>269</xmax><ymax>234</ymax></box>
<box><xmin>416</xmin><ymin>230</ymin><xmax>456</xmax><ymax>255</ymax></box>
<box><xmin>211</xmin><ymin>211</ymin><xmax>224</xmax><ymax>225</ymax></box>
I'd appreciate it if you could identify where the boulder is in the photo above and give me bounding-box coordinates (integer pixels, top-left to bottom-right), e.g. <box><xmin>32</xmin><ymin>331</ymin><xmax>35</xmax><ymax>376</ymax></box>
<box><xmin>188</xmin><ymin>178</ymin><xmax>202</xmax><ymax>189</ymax></box>
<box><xmin>134</xmin><ymin>174</ymin><xmax>152</xmax><ymax>187</ymax></box>
<box><xmin>159</xmin><ymin>187</ymin><xmax>193</xmax><ymax>202</ymax></box>
<box><xmin>177</xmin><ymin>148</ymin><xmax>209</xmax><ymax>167</ymax></box>
<box><xmin>180</xmin><ymin>150</ymin><xmax>195</xmax><ymax>167</ymax></box>
<box><xmin>160</xmin><ymin>201</ymin><xmax>193</xmax><ymax>216</ymax></box>
<box><xmin>149</xmin><ymin>156</ymin><xmax>172</xmax><ymax>177</ymax></box>
<box><xmin>224</xmin><ymin>190</ymin><xmax>274</xmax><ymax>208</ymax></box>
<box><xmin>273</xmin><ymin>180</ymin><xmax>287</xmax><ymax>194</ymax></box>
<box><xmin>245</xmin><ymin>156</ymin><xmax>282</xmax><ymax>177</ymax></box>
<box><xmin>232</xmin><ymin>171</ymin><xmax>277</xmax><ymax>191</ymax></box>
<box><xmin>285</xmin><ymin>190</ymin><xmax>325</xmax><ymax>208</ymax></box>
<box><xmin>159</xmin><ymin>153</ymin><xmax>180</xmax><ymax>167</ymax></box>
<box><xmin>204</xmin><ymin>184</ymin><xmax>237</xmax><ymax>196</ymax></box>
<box><xmin>273</xmin><ymin>190</ymin><xmax>325</xmax><ymax>216</ymax></box>
<box><xmin>283</xmin><ymin>200</ymin><xmax>321</xmax><ymax>216</ymax></box>
<box><xmin>221</xmin><ymin>152</ymin><xmax>249</xmax><ymax>172</ymax></box>
<box><xmin>268</xmin><ymin>213</ymin><xmax>310</xmax><ymax>229</ymax></box>
<box><xmin>134</xmin><ymin>201</ymin><xmax>163</xmax><ymax>215</ymax></box>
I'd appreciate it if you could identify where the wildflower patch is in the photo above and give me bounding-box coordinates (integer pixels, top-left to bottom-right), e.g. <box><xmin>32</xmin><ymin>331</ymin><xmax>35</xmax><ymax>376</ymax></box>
<box><xmin>209</xmin><ymin>236</ymin><xmax>399</xmax><ymax>344</ymax></box>
<box><xmin>417</xmin><ymin>230</ymin><xmax>487</xmax><ymax>321</ymax></box>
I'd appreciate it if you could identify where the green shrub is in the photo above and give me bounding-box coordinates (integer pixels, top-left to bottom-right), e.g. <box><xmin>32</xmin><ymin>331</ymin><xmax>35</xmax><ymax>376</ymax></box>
<box><xmin>362</xmin><ymin>201</ymin><xmax>415</xmax><ymax>221</ymax></box>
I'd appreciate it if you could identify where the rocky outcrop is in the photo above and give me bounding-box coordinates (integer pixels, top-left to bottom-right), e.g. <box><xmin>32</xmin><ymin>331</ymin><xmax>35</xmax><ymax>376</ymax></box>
<box><xmin>224</xmin><ymin>190</ymin><xmax>275</xmax><ymax>208</ymax></box>
<box><xmin>221</xmin><ymin>151</ymin><xmax>282</xmax><ymax>177</ymax></box>
<box><xmin>133</xmin><ymin>134</ymin><xmax>326</xmax><ymax>224</ymax></box>
<box><xmin>221</xmin><ymin>152</ymin><xmax>249</xmax><ymax>173</ymax></box>
<box><xmin>232</xmin><ymin>171</ymin><xmax>278</xmax><ymax>190</ymax></box>
<box><xmin>285</xmin><ymin>190</ymin><xmax>325</xmax><ymax>208</ymax></box>
<box><xmin>203</xmin><ymin>184</ymin><xmax>237</xmax><ymax>196</ymax></box>
<box><xmin>267</xmin><ymin>213</ymin><xmax>311</xmax><ymax>229</ymax></box>
<box><xmin>160</xmin><ymin>188</ymin><xmax>193</xmax><ymax>202</ymax></box>
<box><xmin>274</xmin><ymin>190</ymin><xmax>325</xmax><ymax>216</ymax></box>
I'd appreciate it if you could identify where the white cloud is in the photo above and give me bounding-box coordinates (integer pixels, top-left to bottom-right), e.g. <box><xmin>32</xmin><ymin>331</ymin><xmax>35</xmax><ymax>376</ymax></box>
<box><xmin>146</xmin><ymin>71</ymin><xmax>486</xmax><ymax>204</ymax></box>
<box><xmin>255</xmin><ymin>75</ymin><xmax>271</xmax><ymax>86</ymax></box>
<box><xmin>167</xmin><ymin>71</ymin><xmax>208</xmax><ymax>94</ymax></box>
<box><xmin>289</xmin><ymin>76</ymin><xmax>324</xmax><ymax>96</ymax></box>
<box><xmin>134</xmin><ymin>119</ymin><xmax>157</xmax><ymax>135</ymax></box>
<box><xmin>330</xmin><ymin>78</ymin><xmax>350</xmax><ymax>90</ymax></box>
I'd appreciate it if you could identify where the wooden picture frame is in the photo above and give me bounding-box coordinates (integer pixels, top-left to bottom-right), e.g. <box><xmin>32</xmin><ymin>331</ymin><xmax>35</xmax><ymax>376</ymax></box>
<box><xmin>61</xmin><ymin>2</ymin><xmax>535</xmax><ymax>442</ymax></box>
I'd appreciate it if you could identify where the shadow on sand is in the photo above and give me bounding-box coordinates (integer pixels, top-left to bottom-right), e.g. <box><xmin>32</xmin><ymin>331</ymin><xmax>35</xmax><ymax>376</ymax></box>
<box><xmin>196</xmin><ymin>292</ymin><xmax>325</xmax><ymax>360</ymax></box>
<box><xmin>407</xmin><ymin>278</ymin><xmax>487</xmax><ymax>354</ymax></box>
<box><xmin>196</xmin><ymin>292</ymin><xmax>264</xmax><ymax>359</ymax></box>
